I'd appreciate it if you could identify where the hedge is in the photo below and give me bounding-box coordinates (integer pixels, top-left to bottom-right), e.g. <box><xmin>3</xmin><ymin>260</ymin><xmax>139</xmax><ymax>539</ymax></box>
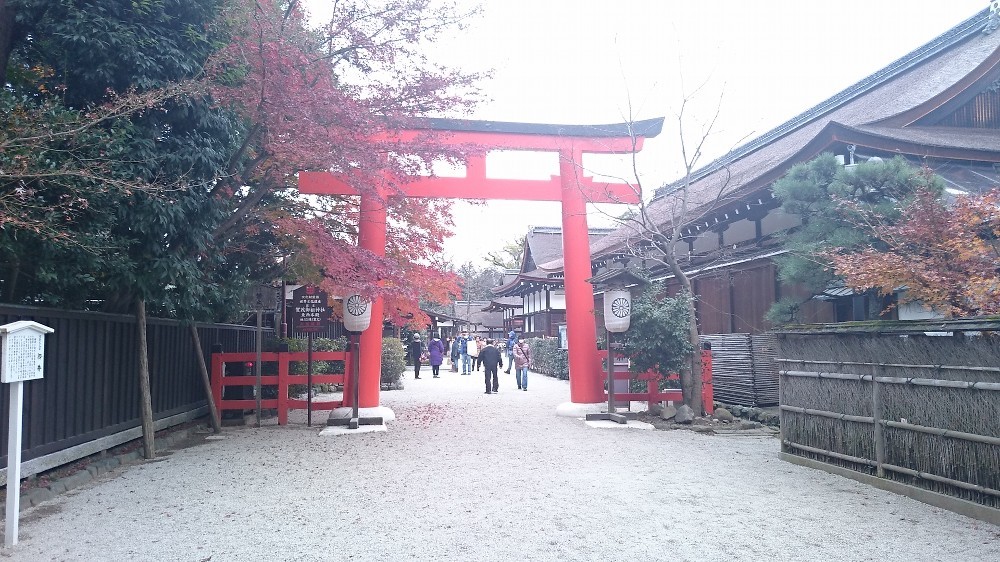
<box><xmin>527</xmin><ymin>337</ymin><xmax>569</xmax><ymax>380</ymax></box>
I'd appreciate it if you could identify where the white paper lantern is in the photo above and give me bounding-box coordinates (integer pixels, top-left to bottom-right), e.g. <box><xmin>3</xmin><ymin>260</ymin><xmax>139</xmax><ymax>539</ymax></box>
<box><xmin>603</xmin><ymin>288</ymin><xmax>632</xmax><ymax>333</ymax></box>
<box><xmin>342</xmin><ymin>293</ymin><xmax>371</xmax><ymax>333</ymax></box>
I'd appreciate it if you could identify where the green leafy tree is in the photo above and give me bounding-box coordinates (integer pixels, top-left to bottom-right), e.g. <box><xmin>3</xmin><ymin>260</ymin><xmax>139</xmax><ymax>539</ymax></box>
<box><xmin>619</xmin><ymin>282</ymin><xmax>694</xmax><ymax>382</ymax></box>
<box><xmin>456</xmin><ymin>262</ymin><xmax>503</xmax><ymax>301</ymax></box>
<box><xmin>768</xmin><ymin>154</ymin><xmax>944</xmax><ymax>322</ymax></box>
<box><xmin>487</xmin><ymin>236</ymin><xmax>525</xmax><ymax>269</ymax></box>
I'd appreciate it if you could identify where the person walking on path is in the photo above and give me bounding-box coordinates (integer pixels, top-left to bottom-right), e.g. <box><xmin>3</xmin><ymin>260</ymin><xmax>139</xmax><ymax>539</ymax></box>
<box><xmin>409</xmin><ymin>334</ymin><xmax>425</xmax><ymax>379</ymax></box>
<box><xmin>450</xmin><ymin>335</ymin><xmax>461</xmax><ymax>372</ymax></box>
<box><xmin>467</xmin><ymin>335</ymin><xmax>480</xmax><ymax>372</ymax></box>
<box><xmin>443</xmin><ymin>337</ymin><xmax>452</xmax><ymax>369</ymax></box>
<box><xmin>456</xmin><ymin>331</ymin><xmax>470</xmax><ymax>374</ymax></box>
<box><xmin>513</xmin><ymin>339</ymin><xmax>532</xmax><ymax>391</ymax></box>
<box><xmin>428</xmin><ymin>333</ymin><xmax>445</xmax><ymax>378</ymax></box>
<box><xmin>479</xmin><ymin>339</ymin><xmax>504</xmax><ymax>394</ymax></box>
<box><xmin>504</xmin><ymin>330</ymin><xmax>516</xmax><ymax>374</ymax></box>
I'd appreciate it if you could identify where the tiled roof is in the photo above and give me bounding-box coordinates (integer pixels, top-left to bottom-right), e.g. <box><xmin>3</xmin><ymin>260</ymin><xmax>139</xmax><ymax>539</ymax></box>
<box><xmin>451</xmin><ymin>301</ymin><xmax>505</xmax><ymax>328</ymax></box>
<box><xmin>851</xmin><ymin>124</ymin><xmax>1000</xmax><ymax>153</ymax></box>
<box><xmin>587</xmin><ymin>9</ymin><xmax>1000</xmax><ymax>259</ymax></box>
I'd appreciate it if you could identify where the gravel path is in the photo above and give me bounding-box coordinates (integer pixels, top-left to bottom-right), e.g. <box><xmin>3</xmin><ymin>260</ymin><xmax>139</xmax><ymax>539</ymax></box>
<box><xmin>5</xmin><ymin>368</ymin><xmax>999</xmax><ymax>561</ymax></box>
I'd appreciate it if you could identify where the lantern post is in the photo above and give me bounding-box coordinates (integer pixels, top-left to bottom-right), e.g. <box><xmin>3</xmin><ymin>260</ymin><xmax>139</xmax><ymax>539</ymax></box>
<box><xmin>332</xmin><ymin>293</ymin><xmax>385</xmax><ymax>429</ymax></box>
<box><xmin>585</xmin><ymin>267</ymin><xmax>646</xmax><ymax>424</ymax></box>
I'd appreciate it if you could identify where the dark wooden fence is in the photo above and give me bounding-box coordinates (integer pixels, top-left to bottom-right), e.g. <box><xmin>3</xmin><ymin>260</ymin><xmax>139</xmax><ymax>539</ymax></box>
<box><xmin>775</xmin><ymin>318</ymin><xmax>1000</xmax><ymax>524</ymax></box>
<box><xmin>0</xmin><ymin>304</ymin><xmax>264</xmax><ymax>476</ymax></box>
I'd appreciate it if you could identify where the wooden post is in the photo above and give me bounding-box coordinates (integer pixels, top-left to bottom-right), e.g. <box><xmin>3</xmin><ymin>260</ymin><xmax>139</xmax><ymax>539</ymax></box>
<box><xmin>606</xmin><ymin>329</ymin><xmax>615</xmax><ymax>413</ymax></box>
<box><xmin>277</xmin><ymin>351</ymin><xmax>289</xmax><ymax>425</ymax></box>
<box><xmin>5</xmin><ymin>381</ymin><xmax>23</xmax><ymax>547</ymax></box>
<box><xmin>189</xmin><ymin>325</ymin><xmax>221</xmax><ymax>433</ymax></box>
<box><xmin>255</xmin><ymin>309</ymin><xmax>263</xmax><ymax>427</ymax></box>
<box><xmin>873</xmin><ymin>364</ymin><xmax>885</xmax><ymax>478</ymax></box>
<box><xmin>307</xmin><ymin>331</ymin><xmax>314</xmax><ymax>427</ymax></box>
<box><xmin>136</xmin><ymin>298</ymin><xmax>155</xmax><ymax>460</ymax></box>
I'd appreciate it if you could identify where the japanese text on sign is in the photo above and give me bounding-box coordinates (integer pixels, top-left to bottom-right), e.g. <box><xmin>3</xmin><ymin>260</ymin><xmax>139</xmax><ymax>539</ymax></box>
<box><xmin>1</xmin><ymin>331</ymin><xmax>45</xmax><ymax>383</ymax></box>
<box><xmin>291</xmin><ymin>286</ymin><xmax>331</xmax><ymax>333</ymax></box>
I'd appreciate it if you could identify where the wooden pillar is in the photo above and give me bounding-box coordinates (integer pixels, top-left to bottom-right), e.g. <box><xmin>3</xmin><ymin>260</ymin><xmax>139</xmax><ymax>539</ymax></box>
<box><xmin>559</xmin><ymin>148</ymin><xmax>602</xmax><ymax>404</ymax></box>
<box><xmin>358</xmin><ymin>188</ymin><xmax>386</xmax><ymax>408</ymax></box>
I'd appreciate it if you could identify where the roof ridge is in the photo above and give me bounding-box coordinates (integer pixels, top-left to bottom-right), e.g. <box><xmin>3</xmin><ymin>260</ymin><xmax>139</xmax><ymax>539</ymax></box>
<box><xmin>654</xmin><ymin>8</ymin><xmax>992</xmax><ymax>199</ymax></box>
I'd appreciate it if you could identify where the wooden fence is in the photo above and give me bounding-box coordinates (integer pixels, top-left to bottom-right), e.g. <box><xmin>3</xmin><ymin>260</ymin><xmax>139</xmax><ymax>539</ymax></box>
<box><xmin>210</xmin><ymin>350</ymin><xmax>348</xmax><ymax>425</ymax></box>
<box><xmin>775</xmin><ymin>318</ymin><xmax>1000</xmax><ymax>524</ymax></box>
<box><xmin>597</xmin><ymin>348</ymin><xmax>714</xmax><ymax>413</ymax></box>
<box><xmin>0</xmin><ymin>304</ymin><xmax>263</xmax><ymax>480</ymax></box>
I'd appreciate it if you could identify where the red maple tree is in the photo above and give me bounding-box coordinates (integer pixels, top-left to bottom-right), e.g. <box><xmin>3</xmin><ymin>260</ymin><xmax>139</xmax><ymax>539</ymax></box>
<box><xmin>828</xmin><ymin>186</ymin><xmax>1000</xmax><ymax>317</ymax></box>
<box><xmin>207</xmin><ymin>0</ymin><xmax>480</xmax><ymax>325</ymax></box>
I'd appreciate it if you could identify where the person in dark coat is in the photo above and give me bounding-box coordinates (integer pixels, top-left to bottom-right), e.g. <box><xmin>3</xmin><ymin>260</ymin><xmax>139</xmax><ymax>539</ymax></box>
<box><xmin>479</xmin><ymin>339</ymin><xmax>504</xmax><ymax>394</ymax></box>
<box><xmin>409</xmin><ymin>333</ymin><xmax>424</xmax><ymax>379</ymax></box>
<box><xmin>449</xmin><ymin>335</ymin><xmax>460</xmax><ymax>372</ymax></box>
<box><xmin>427</xmin><ymin>334</ymin><xmax>445</xmax><ymax>378</ymax></box>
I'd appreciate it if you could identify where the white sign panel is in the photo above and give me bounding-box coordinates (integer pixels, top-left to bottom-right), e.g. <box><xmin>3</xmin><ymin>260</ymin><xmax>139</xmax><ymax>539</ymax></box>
<box><xmin>1</xmin><ymin>323</ymin><xmax>51</xmax><ymax>383</ymax></box>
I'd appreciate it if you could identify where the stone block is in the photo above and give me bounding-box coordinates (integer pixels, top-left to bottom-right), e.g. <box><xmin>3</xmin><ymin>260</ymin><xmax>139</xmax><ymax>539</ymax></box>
<box><xmin>61</xmin><ymin>470</ymin><xmax>92</xmax><ymax>492</ymax></box>
<box><xmin>675</xmin><ymin>404</ymin><xmax>696</xmax><ymax>424</ymax></box>
<box><xmin>714</xmin><ymin>408</ymin><xmax>735</xmax><ymax>422</ymax></box>
<box><xmin>660</xmin><ymin>404</ymin><xmax>677</xmax><ymax>420</ymax></box>
<box><xmin>25</xmin><ymin>487</ymin><xmax>55</xmax><ymax>507</ymax></box>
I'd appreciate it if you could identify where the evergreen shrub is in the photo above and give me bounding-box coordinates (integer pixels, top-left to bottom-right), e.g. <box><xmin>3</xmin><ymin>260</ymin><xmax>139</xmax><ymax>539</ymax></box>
<box><xmin>528</xmin><ymin>337</ymin><xmax>569</xmax><ymax>380</ymax></box>
<box><xmin>381</xmin><ymin>337</ymin><xmax>406</xmax><ymax>389</ymax></box>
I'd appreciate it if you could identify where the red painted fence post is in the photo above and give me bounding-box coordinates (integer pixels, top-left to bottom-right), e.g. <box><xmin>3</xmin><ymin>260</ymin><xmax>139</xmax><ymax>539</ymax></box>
<box><xmin>277</xmin><ymin>351</ymin><xmax>289</xmax><ymax>425</ymax></box>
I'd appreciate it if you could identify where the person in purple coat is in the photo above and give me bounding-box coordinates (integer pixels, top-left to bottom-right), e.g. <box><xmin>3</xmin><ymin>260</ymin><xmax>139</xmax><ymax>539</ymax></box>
<box><xmin>427</xmin><ymin>333</ymin><xmax>446</xmax><ymax>378</ymax></box>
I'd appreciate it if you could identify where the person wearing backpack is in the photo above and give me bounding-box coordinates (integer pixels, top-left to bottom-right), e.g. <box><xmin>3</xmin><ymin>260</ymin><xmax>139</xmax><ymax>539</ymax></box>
<box><xmin>513</xmin><ymin>339</ymin><xmax>532</xmax><ymax>391</ymax></box>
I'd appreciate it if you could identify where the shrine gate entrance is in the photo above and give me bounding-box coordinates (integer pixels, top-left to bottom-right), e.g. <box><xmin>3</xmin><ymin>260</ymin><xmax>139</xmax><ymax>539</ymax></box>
<box><xmin>299</xmin><ymin>117</ymin><xmax>663</xmax><ymax>410</ymax></box>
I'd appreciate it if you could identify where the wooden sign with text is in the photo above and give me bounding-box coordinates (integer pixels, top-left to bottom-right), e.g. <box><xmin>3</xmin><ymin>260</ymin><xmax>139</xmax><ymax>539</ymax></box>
<box><xmin>290</xmin><ymin>285</ymin><xmax>331</xmax><ymax>333</ymax></box>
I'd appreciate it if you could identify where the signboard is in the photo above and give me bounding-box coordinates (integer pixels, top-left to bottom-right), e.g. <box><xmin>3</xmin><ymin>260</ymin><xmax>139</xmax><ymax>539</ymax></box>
<box><xmin>245</xmin><ymin>285</ymin><xmax>279</xmax><ymax>311</ymax></box>
<box><xmin>290</xmin><ymin>285</ymin><xmax>331</xmax><ymax>333</ymax></box>
<box><xmin>1</xmin><ymin>322</ymin><xmax>51</xmax><ymax>383</ymax></box>
<box><xmin>2</xmin><ymin>320</ymin><xmax>53</xmax><ymax>547</ymax></box>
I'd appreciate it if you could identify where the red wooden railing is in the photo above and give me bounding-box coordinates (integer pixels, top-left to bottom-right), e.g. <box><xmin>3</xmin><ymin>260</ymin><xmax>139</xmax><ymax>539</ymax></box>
<box><xmin>210</xmin><ymin>351</ymin><xmax>350</xmax><ymax>425</ymax></box>
<box><xmin>596</xmin><ymin>348</ymin><xmax>714</xmax><ymax>414</ymax></box>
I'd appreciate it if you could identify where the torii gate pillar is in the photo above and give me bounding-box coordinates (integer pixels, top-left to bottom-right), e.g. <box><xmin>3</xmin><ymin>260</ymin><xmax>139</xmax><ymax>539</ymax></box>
<box><xmin>559</xmin><ymin>148</ymin><xmax>603</xmax><ymax>403</ymax></box>
<box><xmin>357</xmin><ymin>188</ymin><xmax>387</xmax><ymax>407</ymax></box>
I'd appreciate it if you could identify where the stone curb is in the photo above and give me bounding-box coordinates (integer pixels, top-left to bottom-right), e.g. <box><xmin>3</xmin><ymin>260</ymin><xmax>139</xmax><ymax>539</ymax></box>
<box><xmin>715</xmin><ymin>402</ymin><xmax>781</xmax><ymax>427</ymax></box>
<box><xmin>15</xmin><ymin>425</ymin><xmax>203</xmax><ymax>512</ymax></box>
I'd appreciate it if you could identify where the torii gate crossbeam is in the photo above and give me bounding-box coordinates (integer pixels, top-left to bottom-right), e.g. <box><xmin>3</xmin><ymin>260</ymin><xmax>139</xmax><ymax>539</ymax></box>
<box><xmin>298</xmin><ymin>117</ymin><xmax>663</xmax><ymax>410</ymax></box>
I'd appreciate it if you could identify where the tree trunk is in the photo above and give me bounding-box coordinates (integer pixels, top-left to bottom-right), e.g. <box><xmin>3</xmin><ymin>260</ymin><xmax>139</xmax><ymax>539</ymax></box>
<box><xmin>189</xmin><ymin>324</ymin><xmax>221</xmax><ymax>433</ymax></box>
<box><xmin>135</xmin><ymin>298</ymin><xmax>156</xmax><ymax>460</ymax></box>
<box><xmin>686</xmin><ymin>298</ymin><xmax>704</xmax><ymax>414</ymax></box>
<box><xmin>0</xmin><ymin>0</ymin><xmax>16</xmax><ymax>82</ymax></box>
<box><xmin>666</xmin><ymin>251</ymin><xmax>704</xmax><ymax>414</ymax></box>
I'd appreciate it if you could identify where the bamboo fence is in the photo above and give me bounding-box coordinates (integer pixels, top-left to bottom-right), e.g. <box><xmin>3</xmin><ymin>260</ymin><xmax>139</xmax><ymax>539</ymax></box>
<box><xmin>775</xmin><ymin>318</ymin><xmax>1000</xmax><ymax>512</ymax></box>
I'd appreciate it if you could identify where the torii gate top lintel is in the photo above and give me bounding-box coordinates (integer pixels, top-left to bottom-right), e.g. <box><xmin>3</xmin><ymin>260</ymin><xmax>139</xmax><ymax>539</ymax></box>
<box><xmin>415</xmin><ymin>116</ymin><xmax>664</xmax><ymax>140</ymax></box>
<box><xmin>299</xmin><ymin>116</ymin><xmax>664</xmax><ymax>203</ymax></box>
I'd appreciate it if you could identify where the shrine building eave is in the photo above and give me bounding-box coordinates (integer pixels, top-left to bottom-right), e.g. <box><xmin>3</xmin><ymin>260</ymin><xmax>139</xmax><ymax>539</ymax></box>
<box><xmin>492</xmin><ymin>272</ymin><xmax>562</xmax><ymax>297</ymax></box>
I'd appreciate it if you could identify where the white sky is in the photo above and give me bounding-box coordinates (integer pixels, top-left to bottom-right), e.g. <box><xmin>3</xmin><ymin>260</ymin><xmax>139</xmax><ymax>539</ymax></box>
<box><xmin>307</xmin><ymin>0</ymin><xmax>991</xmax><ymax>266</ymax></box>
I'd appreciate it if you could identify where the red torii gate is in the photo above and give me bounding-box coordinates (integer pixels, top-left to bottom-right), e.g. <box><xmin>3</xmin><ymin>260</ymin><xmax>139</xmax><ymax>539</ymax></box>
<box><xmin>298</xmin><ymin>117</ymin><xmax>663</xmax><ymax>410</ymax></box>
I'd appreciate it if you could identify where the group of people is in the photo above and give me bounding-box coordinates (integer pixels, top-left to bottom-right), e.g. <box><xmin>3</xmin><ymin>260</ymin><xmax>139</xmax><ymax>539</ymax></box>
<box><xmin>407</xmin><ymin>329</ymin><xmax>532</xmax><ymax>394</ymax></box>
